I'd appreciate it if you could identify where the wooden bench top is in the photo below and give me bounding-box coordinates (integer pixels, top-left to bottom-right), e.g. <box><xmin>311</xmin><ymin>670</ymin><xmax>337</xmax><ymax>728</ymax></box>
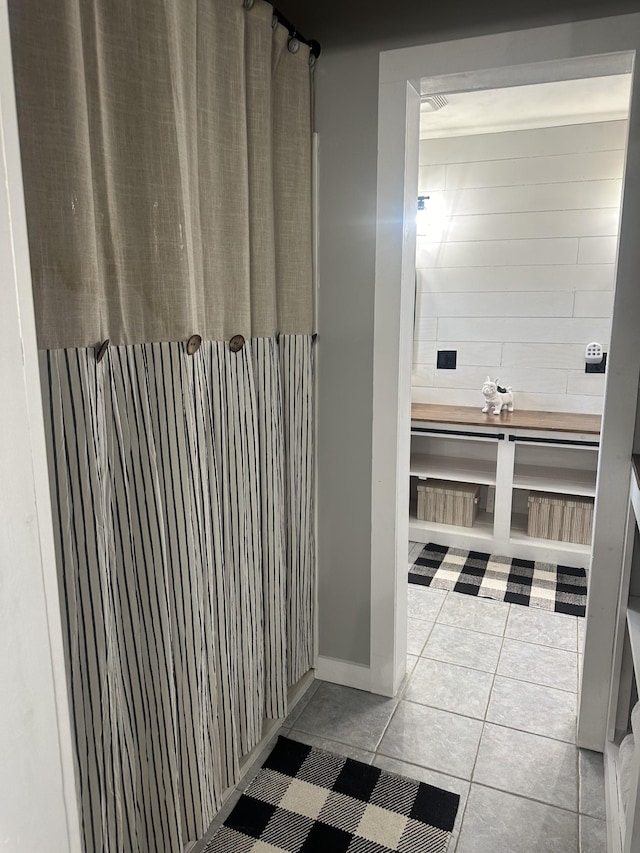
<box><xmin>411</xmin><ymin>403</ymin><xmax>601</xmax><ymax>435</ymax></box>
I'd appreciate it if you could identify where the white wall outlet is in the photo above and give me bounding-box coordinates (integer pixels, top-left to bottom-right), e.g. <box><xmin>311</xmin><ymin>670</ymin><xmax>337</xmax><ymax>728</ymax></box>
<box><xmin>585</xmin><ymin>342</ymin><xmax>603</xmax><ymax>364</ymax></box>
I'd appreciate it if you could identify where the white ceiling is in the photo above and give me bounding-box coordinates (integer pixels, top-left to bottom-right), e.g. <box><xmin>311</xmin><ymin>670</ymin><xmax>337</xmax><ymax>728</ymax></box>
<box><xmin>419</xmin><ymin>74</ymin><xmax>632</xmax><ymax>139</ymax></box>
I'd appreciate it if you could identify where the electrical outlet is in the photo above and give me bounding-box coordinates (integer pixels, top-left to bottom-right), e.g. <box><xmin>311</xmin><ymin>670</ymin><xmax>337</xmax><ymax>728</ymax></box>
<box><xmin>437</xmin><ymin>350</ymin><xmax>457</xmax><ymax>369</ymax></box>
<box><xmin>585</xmin><ymin>352</ymin><xmax>607</xmax><ymax>374</ymax></box>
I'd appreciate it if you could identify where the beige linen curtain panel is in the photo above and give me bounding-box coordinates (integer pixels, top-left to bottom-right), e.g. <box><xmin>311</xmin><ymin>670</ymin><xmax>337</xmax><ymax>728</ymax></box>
<box><xmin>10</xmin><ymin>0</ymin><xmax>315</xmax><ymax>850</ymax></box>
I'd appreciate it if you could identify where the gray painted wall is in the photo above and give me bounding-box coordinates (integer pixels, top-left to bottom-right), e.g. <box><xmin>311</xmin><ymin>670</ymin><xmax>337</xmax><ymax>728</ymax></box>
<box><xmin>316</xmin><ymin>47</ymin><xmax>380</xmax><ymax>664</ymax></box>
<box><xmin>313</xmin><ymin>5</ymin><xmax>634</xmax><ymax>667</ymax></box>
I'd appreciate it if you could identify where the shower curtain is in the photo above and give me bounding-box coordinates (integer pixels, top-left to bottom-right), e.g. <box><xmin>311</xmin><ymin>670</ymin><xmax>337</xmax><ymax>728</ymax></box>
<box><xmin>9</xmin><ymin>0</ymin><xmax>315</xmax><ymax>849</ymax></box>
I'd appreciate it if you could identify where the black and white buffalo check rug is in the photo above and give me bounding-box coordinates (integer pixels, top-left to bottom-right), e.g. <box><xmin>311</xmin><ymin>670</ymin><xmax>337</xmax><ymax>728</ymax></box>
<box><xmin>204</xmin><ymin>736</ymin><xmax>459</xmax><ymax>852</ymax></box>
<box><xmin>410</xmin><ymin>542</ymin><xmax>587</xmax><ymax>617</ymax></box>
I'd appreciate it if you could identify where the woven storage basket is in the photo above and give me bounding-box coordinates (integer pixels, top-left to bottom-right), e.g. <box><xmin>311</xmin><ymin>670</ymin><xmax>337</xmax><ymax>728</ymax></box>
<box><xmin>417</xmin><ymin>480</ymin><xmax>480</xmax><ymax>528</ymax></box>
<box><xmin>527</xmin><ymin>491</ymin><xmax>594</xmax><ymax>545</ymax></box>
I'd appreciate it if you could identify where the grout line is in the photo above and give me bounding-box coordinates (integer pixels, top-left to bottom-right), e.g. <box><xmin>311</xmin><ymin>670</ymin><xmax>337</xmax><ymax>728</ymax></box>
<box><xmin>492</xmin><ymin>661</ymin><xmax>578</xmax><ymax>695</ymax></box>
<box><xmin>286</xmin><ymin>725</ymin><xmax>377</xmax><ymax>755</ymax></box>
<box><xmin>372</xmin><ymin>743</ymin><xmax>472</xmax><ymax>785</ymax></box>
<box><xmin>478</xmin><ymin>713</ymin><xmax>577</xmax><ymax>747</ymax></box>
<box><xmin>408</xmin><ymin>661</ymin><xmax>577</xmax><ymax>735</ymax></box>
<box><xmin>434</xmin><ymin>618</ymin><xmax>508</xmax><ymax>640</ymax></box>
<box><xmin>418</xmin><ymin>650</ymin><xmax>500</xmax><ymax>676</ymax></box>
<box><xmin>423</xmin><ymin>614</ymin><xmax>579</xmax><ymax>653</ymax></box>
<box><xmin>375</xmin><ymin>703</ymin><xmax>400</xmax><ymax>753</ymax></box>
<box><xmin>373</xmin><ymin>663</ymin><xmax>418</xmax><ymax>752</ymax></box>
<box><xmin>469</xmin><ymin>781</ymin><xmax>580</xmax><ymax>816</ymax></box>
<box><xmin>450</xmin><ymin>790</ymin><xmax>471</xmax><ymax>851</ymax></box>
<box><xmin>399</xmin><ymin>695</ymin><xmax>491</xmax><ymax>725</ymax></box>
<box><xmin>500</xmin><ymin>635</ymin><xmax>578</xmax><ymax>654</ymax></box>
<box><xmin>576</xmin><ymin>746</ymin><xmax>582</xmax><ymax>842</ymax></box>
<box><xmin>286</xmin><ymin>728</ymin><xmax>376</xmax><ymax>761</ymax></box>
<box><xmin>465</xmin><ymin>613</ymin><xmax>509</xmax><ymax>789</ymax></box>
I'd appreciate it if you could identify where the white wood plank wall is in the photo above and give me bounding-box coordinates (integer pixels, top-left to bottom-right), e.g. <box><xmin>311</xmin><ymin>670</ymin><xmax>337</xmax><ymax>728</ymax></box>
<box><xmin>413</xmin><ymin>120</ymin><xmax>627</xmax><ymax>413</ymax></box>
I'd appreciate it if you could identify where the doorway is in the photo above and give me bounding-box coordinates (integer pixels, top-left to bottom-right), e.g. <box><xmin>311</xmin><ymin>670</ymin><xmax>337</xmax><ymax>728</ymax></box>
<box><xmin>370</xmin><ymin>23</ymin><xmax>640</xmax><ymax>758</ymax></box>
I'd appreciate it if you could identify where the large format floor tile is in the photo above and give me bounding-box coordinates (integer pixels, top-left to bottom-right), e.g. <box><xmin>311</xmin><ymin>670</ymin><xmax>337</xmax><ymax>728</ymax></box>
<box><xmin>209</xmin><ymin>587</ymin><xmax>593</xmax><ymax>853</ymax></box>
<box><xmin>379</xmin><ymin>700</ymin><xmax>483</xmax><ymax>779</ymax></box>
<box><xmin>497</xmin><ymin>638</ymin><xmax>578</xmax><ymax>692</ymax></box>
<box><xmin>473</xmin><ymin>724</ymin><xmax>578</xmax><ymax>811</ymax></box>
<box><xmin>404</xmin><ymin>657</ymin><xmax>494</xmax><ymax>719</ymax></box>
<box><xmin>437</xmin><ymin>594</ymin><xmax>509</xmax><ymax>636</ymax></box>
<box><xmin>486</xmin><ymin>676</ymin><xmax>577</xmax><ymax>743</ymax></box>
<box><xmin>506</xmin><ymin>606</ymin><xmax>577</xmax><ymax>651</ymax></box>
<box><xmin>292</xmin><ymin>682</ymin><xmax>397</xmax><ymax>752</ymax></box>
<box><xmin>408</xmin><ymin>585</ymin><xmax>447</xmax><ymax>621</ymax></box>
<box><xmin>457</xmin><ymin>784</ymin><xmax>579</xmax><ymax>853</ymax></box>
<box><xmin>422</xmin><ymin>623</ymin><xmax>503</xmax><ymax>672</ymax></box>
<box><xmin>407</xmin><ymin>617</ymin><xmax>434</xmax><ymax>655</ymax></box>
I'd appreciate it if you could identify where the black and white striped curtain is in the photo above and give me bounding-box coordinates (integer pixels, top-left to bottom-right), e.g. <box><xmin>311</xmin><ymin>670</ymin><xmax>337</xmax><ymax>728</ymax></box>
<box><xmin>41</xmin><ymin>336</ymin><xmax>314</xmax><ymax>850</ymax></box>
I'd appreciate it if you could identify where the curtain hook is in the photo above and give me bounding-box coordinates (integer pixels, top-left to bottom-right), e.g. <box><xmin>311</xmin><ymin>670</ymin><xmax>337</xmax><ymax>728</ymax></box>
<box><xmin>242</xmin><ymin>0</ymin><xmax>254</xmax><ymax>8</ymax></box>
<box><xmin>96</xmin><ymin>339</ymin><xmax>110</xmax><ymax>362</ymax></box>
<box><xmin>271</xmin><ymin>13</ymin><xmax>278</xmax><ymax>30</ymax></box>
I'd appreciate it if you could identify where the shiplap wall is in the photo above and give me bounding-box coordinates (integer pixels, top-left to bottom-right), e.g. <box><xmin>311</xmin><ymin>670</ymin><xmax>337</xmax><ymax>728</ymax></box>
<box><xmin>413</xmin><ymin>120</ymin><xmax>627</xmax><ymax>413</ymax></box>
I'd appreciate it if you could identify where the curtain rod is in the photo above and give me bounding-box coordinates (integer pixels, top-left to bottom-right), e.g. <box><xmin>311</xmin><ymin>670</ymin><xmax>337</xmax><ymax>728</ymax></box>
<box><xmin>270</xmin><ymin>3</ymin><xmax>321</xmax><ymax>60</ymax></box>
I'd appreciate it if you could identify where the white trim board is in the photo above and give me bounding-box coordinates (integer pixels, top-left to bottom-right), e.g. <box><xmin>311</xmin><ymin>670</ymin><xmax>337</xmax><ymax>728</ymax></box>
<box><xmin>371</xmin><ymin>17</ymin><xmax>640</xmax><ymax>752</ymax></box>
<box><xmin>314</xmin><ymin>657</ymin><xmax>373</xmax><ymax>692</ymax></box>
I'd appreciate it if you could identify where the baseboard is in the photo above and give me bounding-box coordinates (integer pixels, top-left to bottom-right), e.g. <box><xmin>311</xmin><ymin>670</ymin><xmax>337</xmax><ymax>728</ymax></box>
<box><xmin>314</xmin><ymin>656</ymin><xmax>371</xmax><ymax>691</ymax></box>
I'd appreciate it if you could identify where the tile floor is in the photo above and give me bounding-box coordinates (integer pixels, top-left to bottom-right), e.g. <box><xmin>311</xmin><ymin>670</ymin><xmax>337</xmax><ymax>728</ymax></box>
<box><xmin>201</xmin><ymin>543</ymin><xmax>605</xmax><ymax>853</ymax></box>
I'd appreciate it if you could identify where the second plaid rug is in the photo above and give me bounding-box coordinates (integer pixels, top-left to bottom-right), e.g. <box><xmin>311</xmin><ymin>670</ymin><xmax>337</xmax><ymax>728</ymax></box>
<box><xmin>410</xmin><ymin>542</ymin><xmax>587</xmax><ymax>616</ymax></box>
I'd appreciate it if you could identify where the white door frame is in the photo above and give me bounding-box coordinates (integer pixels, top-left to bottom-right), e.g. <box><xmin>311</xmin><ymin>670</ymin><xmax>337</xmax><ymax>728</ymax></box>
<box><xmin>371</xmin><ymin>14</ymin><xmax>640</xmax><ymax>751</ymax></box>
<box><xmin>0</xmin><ymin>1</ymin><xmax>82</xmax><ymax>847</ymax></box>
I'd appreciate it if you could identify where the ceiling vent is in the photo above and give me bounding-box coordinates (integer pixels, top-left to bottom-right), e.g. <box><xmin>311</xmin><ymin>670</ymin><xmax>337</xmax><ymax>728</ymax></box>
<box><xmin>421</xmin><ymin>94</ymin><xmax>449</xmax><ymax>112</ymax></box>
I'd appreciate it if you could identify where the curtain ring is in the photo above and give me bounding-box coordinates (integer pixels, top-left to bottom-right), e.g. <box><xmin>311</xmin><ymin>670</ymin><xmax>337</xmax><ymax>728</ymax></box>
<box><xmin>242</xmin><ymin>0</ymin><xmax>254</xmax><ymax>7</ymax></box>
<box><xmin>288</xmin><ymin>36</ymin><xmax>301</xmax><ymax>54</ymax></box>
<box><xmin>309</xmin><ymin>53</ymin><xmax>317</xmax><ymax>68</ymax></box>
<box><xmin>96</xmin><ymin>339</ymin><xmax>109</xmax><ymax>362</ymax></box>
<box><xmin>271</xmin><ymin>14</ymin><xmax>278</xmax><ymax>30</ymax></box>
<box><xmin>229</xmin><ymin>334</ymin><xmax>245</xmax><ymax>353</ymax></box>
<box><xmin>186</xmin><ymin>334</ymin><xmax>202</xmax><ymax>355</ymax></box>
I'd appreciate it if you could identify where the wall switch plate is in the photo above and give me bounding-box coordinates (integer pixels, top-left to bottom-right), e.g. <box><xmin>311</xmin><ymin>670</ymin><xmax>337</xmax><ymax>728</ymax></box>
<box><xmin>437</xmin><ymin>350</ymin><xmax>457</xmax><ymax>369</ymax></box>
<box><xmin>585</xmin><ymin>352</ymin><xmax>607</xmax><ymax>374</ymax></box>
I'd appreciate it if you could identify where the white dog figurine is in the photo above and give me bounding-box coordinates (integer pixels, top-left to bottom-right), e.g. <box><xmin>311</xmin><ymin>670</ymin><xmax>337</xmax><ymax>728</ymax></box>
<box><xmin>481</xmin><ymin>377</ymin><xmax>514</xmax><ymax>415</ymax></box>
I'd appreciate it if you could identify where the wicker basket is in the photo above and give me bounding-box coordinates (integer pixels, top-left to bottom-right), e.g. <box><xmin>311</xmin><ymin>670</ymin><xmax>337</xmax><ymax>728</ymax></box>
<box><xmin>417</xmin><ymin>480</ymin><xmax>480</xmax><ymax>528</ymax></box>
<box><xmin>527</xmin><ymin>492</ymin><xmax>594</xmax><ymax>545</ymax></box>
